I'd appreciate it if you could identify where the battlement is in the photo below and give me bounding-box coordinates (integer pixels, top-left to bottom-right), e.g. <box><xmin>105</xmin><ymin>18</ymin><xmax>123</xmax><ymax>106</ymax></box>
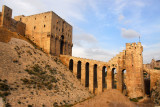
<box><xmin>126</xmin><ymin>42</ymin><xmax>143</xmax><ymax>51</ymax></box>
<box><xmin>0</xmin><ymin>5</ymin><xmax>26</xmax><ymax>35</ymax></box>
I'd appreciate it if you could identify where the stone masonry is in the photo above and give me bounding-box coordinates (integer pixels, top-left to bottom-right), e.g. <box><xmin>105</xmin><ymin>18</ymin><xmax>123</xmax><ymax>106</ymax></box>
<box><xmin>0</xmin><ymin>5</ymin><xmax>73</xmax><ymax>56</ymax></box>
<box><xmin>1</xmin><ymin>5</ymin><xmax>159</xmax><ymax>99</ymax></box>
<box><xmin>0</xmin><ymin>5</ymin><xmax>26</xmax><ymax>35</ymax></box>
<box><xmin>60</xmin><ymin>42</ymin><xmax>145</xmax><ymax>98</ymax></box>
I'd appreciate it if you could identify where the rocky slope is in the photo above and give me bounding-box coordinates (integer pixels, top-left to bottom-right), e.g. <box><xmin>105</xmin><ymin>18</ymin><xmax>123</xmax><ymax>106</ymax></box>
<box><xmin>0</xmin><ymin>33</ymin><xmax>92</xmax><ymax>106</ymax></box>
<box><xmin>151</xmin><ymin>80</ymin><xmax>160</xmax><ymax>106</ymax></box>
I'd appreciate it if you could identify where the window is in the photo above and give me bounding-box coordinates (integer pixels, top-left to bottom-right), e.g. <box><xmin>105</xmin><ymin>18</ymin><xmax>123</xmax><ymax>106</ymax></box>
<box><xmin>20</xmin><ymin>18</ymin><xmax>22</xmax><ymax>21</ymax></box>
<box><xmin>35</xmin><ymin>18</ymin><xmax>36</xmax><ymax>20</ymax></box>
<box><xmin>34</xmin><ymin>26</ymin><xmax>36</xmax><ymax>30</ymax></box>
<box><xmin>44</xmin><ymin>25</ymin><xmax>46</xmax><ymax>27</ymax></box>
<box><xmin>45</xmin><ymin>16</ymin><xmax>46</xmax><ymax>18</ymax></box>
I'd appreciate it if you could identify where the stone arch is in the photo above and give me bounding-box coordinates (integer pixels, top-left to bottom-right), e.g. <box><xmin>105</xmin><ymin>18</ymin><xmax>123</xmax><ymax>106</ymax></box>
<box><xmin>143</xmin><ymin>71</ymin><xmax>150</xmax><ymax>96</ymax></box>
<box><xmin>85</xmin><ymin>62</ymin><xmax>89</xmax><ymax>87</ymax></box>
<box><xmin>102</xmin><ymin>66</ymin><xmax>107</xmax><ymax>89</ymax></box>
<box><xmin>77</xmin><ymin>61</ymin><xmax>81</xmax><ymax>79</ymax></box>
<box><xmin>122</xmin><ymin>69</ymin><xmax>127</xmax><ymax>95</ymax></box>
<box><xmin>69</xmin><ymin>59</ymin><xmax>73</xmax><ymax>72</ymax></box>
<box><xmin>94</xmin><ymin>64</ymin><xmax>98</xmax><ymax>91</ymax></box>
<box><xmin>60</xmin><ymin>35</ymin><xmax>64</xmax><ymax>54</ymax></box>
<box><xmin>112</xmin><ymin>68</ymin><xmax>117</xmax><ymax>89</ymax></box>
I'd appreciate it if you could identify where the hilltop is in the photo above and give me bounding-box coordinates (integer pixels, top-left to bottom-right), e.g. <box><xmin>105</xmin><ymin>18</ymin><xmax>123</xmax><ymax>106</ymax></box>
<box><xmin>0</xmin><ymin>27</ymin><xmax>92</xmax><ymax>106</ymax></box>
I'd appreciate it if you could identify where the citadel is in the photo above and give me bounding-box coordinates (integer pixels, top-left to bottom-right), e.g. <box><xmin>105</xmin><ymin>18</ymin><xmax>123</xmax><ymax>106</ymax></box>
<box><xmin>0</xmin><ymin>5</ymin><xmax>160</xmax><ymax>99</ymax></box>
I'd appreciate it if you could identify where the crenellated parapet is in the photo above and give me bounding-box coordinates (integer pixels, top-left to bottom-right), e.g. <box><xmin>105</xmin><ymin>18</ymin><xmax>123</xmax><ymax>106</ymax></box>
<box><xmin>0</xmin><ymin>5</ymin><xmax>26</xmax><ymax>35</ymax></box>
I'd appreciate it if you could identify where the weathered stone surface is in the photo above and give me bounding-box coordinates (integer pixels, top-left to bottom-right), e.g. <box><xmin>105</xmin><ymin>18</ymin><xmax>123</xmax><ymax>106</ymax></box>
<box><xmin>0</xmin><ymin>5</ymin><xmax>72</xmax><ymax>56</ymax></box>
<box><xmin>60</xmin><ymin>42</ymin><xmax>145</xmax><ymax>98</ymax></box>
<box><xmin>1</xmin><ymin>5</ymin><xmax>160</xmax><ymax>100</ymax></box>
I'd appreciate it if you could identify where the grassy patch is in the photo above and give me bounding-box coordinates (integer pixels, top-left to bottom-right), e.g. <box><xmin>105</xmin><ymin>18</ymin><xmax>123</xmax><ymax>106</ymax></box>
<box><xmin>154</xmin><ymin>67</ymin><xmax>160</xmax><ymax>70</ymax></box>
<box><xmin>129</xmin><ymin>97</ymin><xmax>143</xmax><ymax>102</ymax></box>
<box><xmin>22</xmin><ymin>64</ymin><xmax>58</xmax><ymax>90</ymax></box>
<box><xmin>0</xmin><ymin>79</ymin><xmax>11</xmax><ymax>106</ymax></box>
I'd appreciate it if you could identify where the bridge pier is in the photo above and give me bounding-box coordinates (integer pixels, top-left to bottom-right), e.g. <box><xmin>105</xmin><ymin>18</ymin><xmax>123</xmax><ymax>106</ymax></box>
<box><xmin>73</xmin><ymin>60</ymin><xmax>77</xmax><ymax>76</ymax></box>
<box><xmin>107</xmin><ymin>67</ymin><xmax>112</xmax><ymax>89</ymax></box>
<box><xmin>89</xmin><ymin>64</ymin><xmax>94</xmax><ymax>93</ymax></box>
<box><xmin>117</xmin><ymin>68</ymin><xmax>123</xmax><ymax>93</ymax></box>
<box><xmin>81</xmin><ymin>62</ymin><xmax>85</xmax><ymax>86</ymax></box>
<box><xmin>97</xmin><ymin>66</ymin><xmax>102</xmax><ymax>94</ymax></box>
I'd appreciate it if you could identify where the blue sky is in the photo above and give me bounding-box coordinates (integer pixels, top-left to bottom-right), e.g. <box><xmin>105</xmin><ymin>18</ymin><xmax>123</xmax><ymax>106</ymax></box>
<box><xmin>1</xmin><ymin>0</ymin><xmax>160</xmax><ymax>63</ymax></box>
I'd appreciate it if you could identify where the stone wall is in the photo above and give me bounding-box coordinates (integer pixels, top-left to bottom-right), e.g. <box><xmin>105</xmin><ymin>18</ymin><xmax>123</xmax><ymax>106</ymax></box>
<box><xmin>0</xmin><ymin>5</ymin><xmax>26</xmax><ymax>35</ymax></box>
<box><xmin>143</xmin><ymin>66</ymin><xmax>160</xmax><ymax>91</ymax></box>
<box><xmin>0</xmin><ymin>5</ymin><xmax>72</xmax><ymax>56</ymax></box>
<box><xmin>60</xmin><ymin>42</ymin><xmax>145</xmax><ymax>98</ymax></box>
<box><xmin>60</xmin><ymin>55</ymin><xmax>108</xmax><ymax>94</ymax></box>
<box><xmin>50</xmin><ymin>12</ymin><xmax>72</xmax><ymax>56</ymax></box>
<box><xmin>144</xmin><ymin>59</ymin><xmax>160</xmax><ymax>69</ymax></box>
<box><xmin>14</xmin><ymin>11</ymin><xmax>73</xmax><ymax>56</ymax></box>
<box><xmin>125</xmin><ymin>42</ymin><xmax>144</xmax><ymax>98</ymax></box>
<box><xmin>14</xmin><ymin>12</ymin><xmax>52</xmax><ymax>54</ymax></box>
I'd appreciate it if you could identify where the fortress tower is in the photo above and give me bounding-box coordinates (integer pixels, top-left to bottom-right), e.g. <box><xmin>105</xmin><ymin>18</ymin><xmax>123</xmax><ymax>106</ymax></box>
<box><xmin>125</xmin><ymin>42</ymin><xmax>145</xmax><ymax>98</ymax></box>
<box><xmin>14</xmin><ymin>11</ymin><xmax>73</xmax><ymax>56</ymax></box>
<box><xmin>0</xmin><ymin>5</ymin><xmax>73</xmax><ymax>56</ymax></box>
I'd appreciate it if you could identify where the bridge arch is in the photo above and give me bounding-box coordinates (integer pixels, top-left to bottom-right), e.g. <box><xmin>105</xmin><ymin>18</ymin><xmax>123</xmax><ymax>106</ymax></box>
<box><xmin>122</xmin><ymin>69</ymin><xmax>127</xmax><ymax>95</ymax></box>
<box><xmin>69</xmin><ymin>59</ymin><xmax>73</xmax><ymax>72</ymax></box>
<box><xmin>112</xmin><ymin>68</ymin><xmax>117</xmax><ymax>89</ymax></box>
<box><xmin>102</xmin><ymin>66</ymin><xmax>107</xmax><ymax>89</ymax></box>
<box><xmin>77</xmin><ymin>61</ymin><xmax>81</xmax><ymax>79</ymax></box>
<box><xmin>143</xmin><ymin>71</ymin><xmax>150</xmax><ymax>96</ymax></box>
<box><xmin>93</xmin><ymin>64</ymin><xmax>98</xmax><ymax>93</ymax></box>
<box><xmin>85</xmin><ymin>62</ymin><xmax>89</xmax><ymax>87</ymax></box>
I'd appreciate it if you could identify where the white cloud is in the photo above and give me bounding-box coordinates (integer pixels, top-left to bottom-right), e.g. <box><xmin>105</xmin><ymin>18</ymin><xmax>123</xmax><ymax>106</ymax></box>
<box><xmin>0</xmin><ymin>0</ymin><xmax>87</xmax><ymax>22</ymax></box>
<box><xmin>143</xmin><ymin>43</ymin><xmax>160</xmax><ymax>64</ymax></box>
<box><xmin>84</xmin><ymin>48</ymin><xmax>115</xmax><ymax>62</ymax></box>
<box><xmin>72</xmin><ymin>46</ymin><xmax>115</xmax><ymax>62</ymax></box>
<box><xmin>133</xmin><ymin>1</ymin><xmax>145</xmax><ymax>7</ymax></box>
<box><xmin>121</xmin><ymin>28</ymin><xmax>140</xmax><ymax>39</ymax></box>
<box><xmin>74</xmin><ymin>33</ymin><xmax>97</xmax><ymax>43</ymax></box>
<box><xmin>118</xmin><ymin>14</ymin><xmax>124</xmax><ymax>21</ymax></box>
<box><xmin>72</xmin><ymin>46</ymin><xmax>87</xmax><ymax>58</ymax></box>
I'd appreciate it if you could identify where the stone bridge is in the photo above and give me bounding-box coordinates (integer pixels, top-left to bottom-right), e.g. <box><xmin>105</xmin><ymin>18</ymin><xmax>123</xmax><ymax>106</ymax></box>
<box><xmin>60</xmin><ymin>42</ymin><xmax>146</xmax><ymax>98</ymax></box>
